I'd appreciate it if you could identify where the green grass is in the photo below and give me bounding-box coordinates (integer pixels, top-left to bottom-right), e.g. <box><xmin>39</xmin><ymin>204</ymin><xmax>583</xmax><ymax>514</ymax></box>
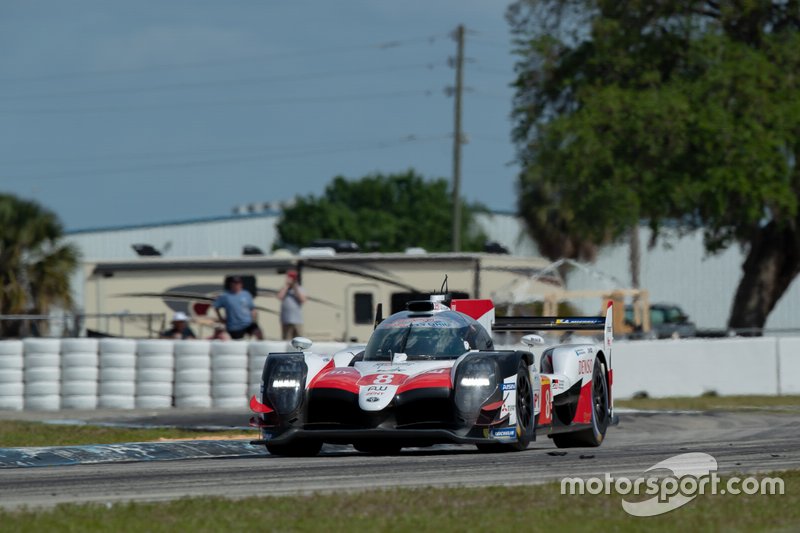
<box><xmin>617</xmin><ymin>394</ymin><xmax>800</xmax><ymax>412</ymax></box>
<box><xmin>0</xmin><ymin>420</ymin><xmax>254</xmax><ymax>448</ymax></box>
<box><xmin>1</xmin><ymin>471</ymin><xmax>798</xmax><ymax>532</ymax></box>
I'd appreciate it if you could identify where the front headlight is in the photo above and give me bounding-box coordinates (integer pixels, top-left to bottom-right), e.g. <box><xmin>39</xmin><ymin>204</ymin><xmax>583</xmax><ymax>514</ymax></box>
<box><xmin>265</xmin><ymin>355</ymin><xmax>306</xmax><ymax>416</ymax></box>
<box><xmin>454</xmin><ymin>358</ymin><xmax>497</xmax><ymax>421</ymax></box>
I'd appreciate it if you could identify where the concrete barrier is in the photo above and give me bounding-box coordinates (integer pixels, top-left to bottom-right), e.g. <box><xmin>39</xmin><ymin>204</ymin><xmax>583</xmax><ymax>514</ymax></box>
<box><xmin>612</xmin><ymin>338</ymin><xmax>780</xmax><ymax>399</ymax></box>
<box><xmin>778</xmin><ymin>337</ymin><xmax>800</xmax><ymax>395</ymax></box>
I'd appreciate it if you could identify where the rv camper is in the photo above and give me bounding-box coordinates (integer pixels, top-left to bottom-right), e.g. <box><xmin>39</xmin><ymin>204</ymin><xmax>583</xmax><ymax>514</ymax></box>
<box><xmin>80</xmin><ymin>252</ymin><xmax>561</xmax><ymax>341</ymax></box>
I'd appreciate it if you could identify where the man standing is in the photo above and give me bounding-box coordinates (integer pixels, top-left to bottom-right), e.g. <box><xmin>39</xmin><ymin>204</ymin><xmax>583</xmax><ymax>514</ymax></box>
<box><xmin>214</xmin><ymin>276</ymin><xmax>263</xmax><ymax>340</ymax></box>
<box><xmin>277</xmin><ymin>270</ymin><xmax>306</xmax><ymax>340</ymax></box>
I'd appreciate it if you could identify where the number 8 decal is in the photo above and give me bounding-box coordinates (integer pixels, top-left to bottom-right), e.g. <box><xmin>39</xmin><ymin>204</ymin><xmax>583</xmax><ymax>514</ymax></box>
<box><xmin>373</xmin><ymin>374</ymin><xmax>394</xmax><ymax>385</ymax></box>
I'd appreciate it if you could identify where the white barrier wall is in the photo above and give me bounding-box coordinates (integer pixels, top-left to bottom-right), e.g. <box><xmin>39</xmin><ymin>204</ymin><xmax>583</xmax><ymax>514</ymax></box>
<box><xmin>0</xmin><ymin>340</ymin><xmax>24</xmax><ymax>411</ymax></box>
<box><xmin>779</xmin><ymin>337</ymin><xmax>800</xmax><ymax>395</ymax></box>
<box><xmin>611</xmin><ymin>338</ymin><xmax>780</xmax><ymax>399</ymax></box>
<box><xmin>0</xmin><ymin>336</ymin><xmax>797</xmax><ymax>411</ymax></box>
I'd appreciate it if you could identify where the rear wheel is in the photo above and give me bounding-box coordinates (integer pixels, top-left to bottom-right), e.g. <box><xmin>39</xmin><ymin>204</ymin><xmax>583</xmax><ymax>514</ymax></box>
<box><xmin>266</xmin><ymin>440</ymin><xmax>322</xmax><ymax>457</ymax></box>
<box><xmin>476</xmin><ymin>361</ymin><xmax>534</xmax><ymax>453</ymax></box>
<box><xmin>552</xmin><ymin>359</ymin><xmax>609</xmax><ymax>448</ymax></box>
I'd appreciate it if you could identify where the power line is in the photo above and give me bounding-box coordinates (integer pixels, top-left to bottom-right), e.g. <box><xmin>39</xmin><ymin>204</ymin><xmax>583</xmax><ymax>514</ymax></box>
<box><xmin>0</xmin><ymin>33</ymin><xmax>452</xmax><ymax>84</ymax></box>
<box><xmin>0</xmin><ymin>63</ymin><xmax>444</xmax><ymax>102</ymax></box>
<box><xmin>0</xmin><ymin>134</ymin><xmax>452</xmax><ymax>183</ymax></box>
<box><xmin>0</xmin><ymin>88</ymin><xmax>439</xmax><ymax>115</ymax></box>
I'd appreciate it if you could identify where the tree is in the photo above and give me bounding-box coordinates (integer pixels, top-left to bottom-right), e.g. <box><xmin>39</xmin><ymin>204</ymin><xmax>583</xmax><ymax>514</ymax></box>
<box><xmin>0</xmin><ymin>194</ymin><xmax>80</xmax><ymax>337</ymax></box>
<box><xmin>276</xmin><ymin>170</ymin><xmax>487</xmax><ymax>252</ymax></box>
<box><xmin>509</xmin><ymin>0</ymin><xmax>800</xmax><ymax>329</ymax></box>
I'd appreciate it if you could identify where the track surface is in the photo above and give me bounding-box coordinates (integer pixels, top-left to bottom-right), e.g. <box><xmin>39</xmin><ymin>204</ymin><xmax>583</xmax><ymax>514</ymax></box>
<box><xmin>1</xmin><ymin>411</ymin><xmax>799</xmax><ymax>508</ymax></box>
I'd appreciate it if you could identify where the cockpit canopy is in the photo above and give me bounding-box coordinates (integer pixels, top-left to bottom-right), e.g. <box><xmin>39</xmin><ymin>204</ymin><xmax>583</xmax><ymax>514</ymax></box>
<box><xmin>364</xmin><ymin>310</ymin><xmax>493</xmax><ymax>361</ymax></box>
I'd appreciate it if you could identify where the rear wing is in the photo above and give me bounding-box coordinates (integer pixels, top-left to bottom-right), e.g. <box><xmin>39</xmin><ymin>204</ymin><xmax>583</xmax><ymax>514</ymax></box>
<box><xmin>492</xmin><ymin>301</ymin><xmax>614</xmax><ymax>357</ymax></box>
<box><xmin>491</xmin><ymin>316</ymin><xmax>605</xmax><ymax>331</ymax></box>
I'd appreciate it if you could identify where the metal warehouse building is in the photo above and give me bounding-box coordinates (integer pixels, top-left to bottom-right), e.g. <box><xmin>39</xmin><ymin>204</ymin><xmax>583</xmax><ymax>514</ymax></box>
<box><xmin>65</xmin><ymin>211</ymin><xmax>799</xmax><ymax>331</ymax></box>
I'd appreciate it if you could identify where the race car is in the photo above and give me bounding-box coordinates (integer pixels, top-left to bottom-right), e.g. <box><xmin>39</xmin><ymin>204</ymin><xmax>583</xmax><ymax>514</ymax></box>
<box><xmin>250</xmin><ymin>295</ymin><xmax>615</xmax><ymax>456</ymax></box>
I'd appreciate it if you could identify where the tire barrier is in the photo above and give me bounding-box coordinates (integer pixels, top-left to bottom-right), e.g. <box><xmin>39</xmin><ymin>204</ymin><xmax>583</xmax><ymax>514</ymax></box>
<box><xmin>210</xmin><ymin>341</ymin><xmax>248</xmax><ymax>409</ymax></box>
<box><xmin>98</xmin><ymin>338</ymin><xmax>137</xmax><ymax>409</ymax></box>
<box><xmin>60</xmin><ymin>338</ymin><xmax>99</xmax><ymax>410</ymax></box>
<box><xmin>135</xmin><ymin>340</ymin><xmax>174</xmax><ymax>409</ymax></box>
<box><xmin>6</xmin><ymin>336</ymin><xmax>796</xmax><ymax>411</ymax></box>
<box><xmin>174</xmin><ymin>341</ymin><xmax>211</xmax><ymax>408</ymax></box>
<box><xmin>0</xmin><ymin>340</ymin><xmax>24</xmax><ymax>411</ymax></box>
<box><xmin>23</xmin><ymin>338</ymin><xmax>61</xmax><ymax>411</ymax></box>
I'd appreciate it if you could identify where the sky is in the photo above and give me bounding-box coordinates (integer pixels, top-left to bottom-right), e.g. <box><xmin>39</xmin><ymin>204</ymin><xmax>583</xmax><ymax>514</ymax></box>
<box><xmin>0</xmin><ymin>0</ymin><xmax>521</xmax><ymax>231</ymax></box>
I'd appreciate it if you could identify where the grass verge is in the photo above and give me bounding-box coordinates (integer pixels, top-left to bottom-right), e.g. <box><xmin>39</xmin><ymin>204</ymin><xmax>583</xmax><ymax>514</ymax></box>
<box><xmin>1</xmin><ymin>471</ymin><xmax>797</xmax><ymax>532</ymax></box>
<box><xmin>0</xmin><ymin>420</ymin><xmax>254</xmax><ymax>448</ymax></box>
<box><xmin>617</xmin><ymin>394</ymin><xmax>800</xmax><ymax>412</ymax></box>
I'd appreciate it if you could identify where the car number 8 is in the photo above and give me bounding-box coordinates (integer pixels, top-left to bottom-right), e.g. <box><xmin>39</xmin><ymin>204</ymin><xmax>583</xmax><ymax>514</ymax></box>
<box><xmin>373</xmin><ymin>374</ymin><xmax>394</xmax><ymax>384</ymax></box>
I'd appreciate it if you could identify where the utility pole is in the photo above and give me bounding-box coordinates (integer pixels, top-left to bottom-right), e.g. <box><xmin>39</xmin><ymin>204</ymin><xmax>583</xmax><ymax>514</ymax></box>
<box><xmin>451</xmin><ymin>24</ymin><xmax>465</xmax><ymax>252</ymax></box>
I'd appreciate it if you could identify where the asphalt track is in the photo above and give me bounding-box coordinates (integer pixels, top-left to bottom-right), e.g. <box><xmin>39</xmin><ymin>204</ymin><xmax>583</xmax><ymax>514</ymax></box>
<box><xmin>1</xmin><ymin>410</ymin><xmax>799</xmax><ymax>509</ymax></box>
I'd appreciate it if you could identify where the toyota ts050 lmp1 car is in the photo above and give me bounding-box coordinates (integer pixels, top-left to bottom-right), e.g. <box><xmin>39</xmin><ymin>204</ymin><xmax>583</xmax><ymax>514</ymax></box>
<box><xmin>250</xmin><ymin>296</ymin><xmax>615</xmax><ymax>456</ymax></box>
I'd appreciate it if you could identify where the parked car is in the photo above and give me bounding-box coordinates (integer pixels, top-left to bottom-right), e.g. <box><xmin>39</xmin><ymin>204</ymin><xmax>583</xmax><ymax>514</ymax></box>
<box><xmin>626</xmin><ymin>303</ymin><xmax>696</xmax><ymax>339</ymax></box>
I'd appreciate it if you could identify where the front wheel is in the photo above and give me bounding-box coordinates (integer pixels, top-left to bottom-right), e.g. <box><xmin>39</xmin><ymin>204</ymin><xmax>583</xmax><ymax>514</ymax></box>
<box><xmin>476</xmin><ymin>361</ymin><xmax>534</xmax><ymax>453</ymax></box>
<box><xmin>266</xmin><ymin>440</ymin><xmax>322</xmax><ymax>457</ymax></box>
<box><xmin>552</xmin><ymin>359</ymin><xmax>609</xmax><ymax>448</ymax></box>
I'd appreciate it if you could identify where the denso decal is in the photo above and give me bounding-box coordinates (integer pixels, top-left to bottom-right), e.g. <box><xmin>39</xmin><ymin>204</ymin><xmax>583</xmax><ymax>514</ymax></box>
<box><xmin>327</xmin><ymin>369</ymin><xmax>355</xmax><ymax>376</ymax></box>
<box><xmin>578</xmin><ymin>360</ymin><xmax>594</xmax><ymax>375</ymax></box>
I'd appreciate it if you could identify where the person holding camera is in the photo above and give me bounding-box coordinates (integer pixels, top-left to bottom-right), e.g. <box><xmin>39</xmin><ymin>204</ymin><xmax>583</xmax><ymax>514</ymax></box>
<box><xmin>277</xmin><ymin>270</ymin><xmax>307</xmax><ymax>340</ymax></box>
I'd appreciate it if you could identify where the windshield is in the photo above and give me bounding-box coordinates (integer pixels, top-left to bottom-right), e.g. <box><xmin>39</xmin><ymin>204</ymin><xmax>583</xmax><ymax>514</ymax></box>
<box><xmin>364</xmin><ymin>312</ymin><xmax>474</xmax><ymax>361</ymax></box>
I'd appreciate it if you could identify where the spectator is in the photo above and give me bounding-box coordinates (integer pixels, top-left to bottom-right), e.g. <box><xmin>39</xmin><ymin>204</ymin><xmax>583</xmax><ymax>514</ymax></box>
<box><xmin>214</xmin><ymin>276</ymin><xmax>263</xmax><ymax>340</ymax></box>
<box><xmin>160</xmin><ymin>311</ymin><xmax>197</xmax><ymax>339</ymax></box>
<box><xmin>277</xmin><ymin>270</ymin><xmax>307</xmax><ymax>340</ymax></box>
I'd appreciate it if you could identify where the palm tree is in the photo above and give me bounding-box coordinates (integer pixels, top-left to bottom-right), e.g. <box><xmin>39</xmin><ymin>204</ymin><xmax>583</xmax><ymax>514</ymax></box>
<box><xmin>0</xmin><ymin>194</ymin><xmax>80</xmax><ymax>337</ymax></box>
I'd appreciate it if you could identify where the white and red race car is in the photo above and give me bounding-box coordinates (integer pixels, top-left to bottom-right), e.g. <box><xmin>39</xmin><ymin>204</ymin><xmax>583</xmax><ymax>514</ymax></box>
<box><xmin>250</xmin><ymin>296</ymin><xmax>615</xmax><ymax>456</ymax></box>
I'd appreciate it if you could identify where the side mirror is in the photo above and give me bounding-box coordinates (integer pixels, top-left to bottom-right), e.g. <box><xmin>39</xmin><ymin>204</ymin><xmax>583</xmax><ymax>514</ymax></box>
<box><xmin>521</xmin><ymin>334</ymin><xmax>545</xmax><ymax>347</ymax></box>
<box><xmin>291</xmin><ymin>337</ymin><xmax>313</xmax><ymax>351</ymax></box>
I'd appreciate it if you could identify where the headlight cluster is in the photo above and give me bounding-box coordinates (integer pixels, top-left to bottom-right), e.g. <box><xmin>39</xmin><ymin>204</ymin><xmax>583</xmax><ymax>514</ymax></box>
<box><xmin>454</xmin><ymin>358</ymin><xmax>497</xmax><ymax>421</ymax></box>
<box><xmin>265</xmin><ymin>356</ymin><xmax>306</xmax><ymax>416</ymax></box>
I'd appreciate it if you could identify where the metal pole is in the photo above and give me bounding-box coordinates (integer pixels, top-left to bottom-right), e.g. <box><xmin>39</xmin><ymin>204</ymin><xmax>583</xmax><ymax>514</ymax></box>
<box><xmin>451</xmin><ymin>24</ymin><xmax>465</xmax><ymax>252</ymax></box>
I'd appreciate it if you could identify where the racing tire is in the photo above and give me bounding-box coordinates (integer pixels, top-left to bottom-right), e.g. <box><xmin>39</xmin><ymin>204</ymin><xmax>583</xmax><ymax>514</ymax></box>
<box><xmin>266</xmin><ymin>440</ymin><xmax>322</xmax><ymax>457</ymax></box>
<box><xmin>552</xmin><ymin>359</ymin><xmax>609</xmax><ymax>448</ymax></box>
<box><xmin>477</xmin><ymin>361</ymin><xmax>534</xmax><ymax>453</ymax></box>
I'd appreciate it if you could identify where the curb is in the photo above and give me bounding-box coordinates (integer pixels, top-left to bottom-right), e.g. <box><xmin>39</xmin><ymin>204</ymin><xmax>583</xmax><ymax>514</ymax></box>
<box><xmin>0</xmin><ymin>440</ymin><xmax>265</xmax><ymax>469</ymax></box>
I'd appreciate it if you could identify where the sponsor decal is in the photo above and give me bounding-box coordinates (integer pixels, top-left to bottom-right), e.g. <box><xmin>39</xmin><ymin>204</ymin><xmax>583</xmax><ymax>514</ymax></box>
<box><xmin>555</xmin><ymin>318</ymin><xmax>604</xmax><ymax>325</ymax></box>
<box><xmin>262</xmin><ymin>432</ymin><xmax>273</xmax><ymax>441</ymax></box>
<box><xmin>367</xmin><ymin>385</ymin><xmax>388</xmax><ymax>392</ymax></box>
<box><xmin>490</xmin><ymin>428</ymin><xmax>517</xmax><ymax>441</ymax></box>
<box><xmin>578</xmin><ymin>360</ymin><xmax>594</xmax><ymax>374</ymax></box>
<box><xmin>575</xmin><ymin>348</ymin><xmax>586</xmax><ymax>356</ymax></box>
<box><xmin>384</xmin><ymin>318</ymin><xmax>454</xmax><ymax>329</ymax></box>
<box><xmin>501</xmin><ymin>383</ymin><xmax>516</xmax><ymax>391</ymax></box>
<box><xmin>366</xmin><ymin>397</ymin><xmax>380</xmax><ymax>403</ymax></box>
<box><xmin>327</xmin><ymin>369</ymin><xmax>355</xmax><ymax>376</ymax></box>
